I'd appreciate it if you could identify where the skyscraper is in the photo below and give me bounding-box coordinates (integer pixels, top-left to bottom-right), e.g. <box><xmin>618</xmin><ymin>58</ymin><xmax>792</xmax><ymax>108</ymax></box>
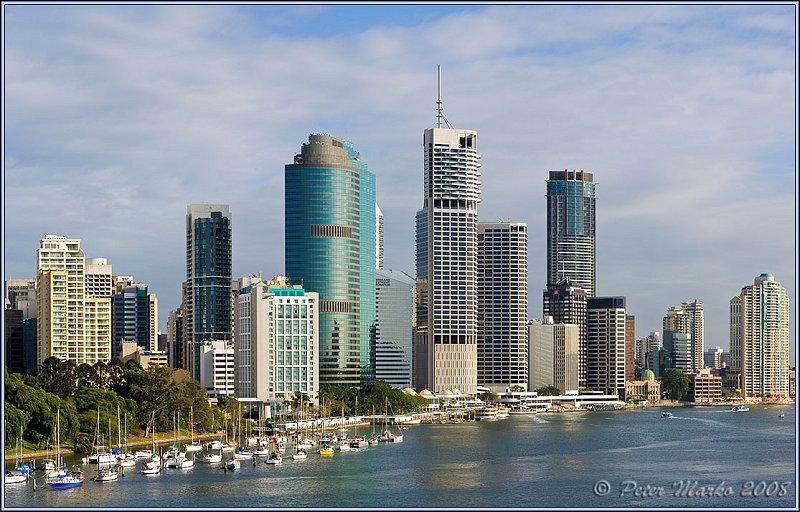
<box><xmin>586</xmin><ymin>296</ymin><xmax>627</xmax><ymax>396</ymax></box>
<box><xmin>376</xmin><ymin>204</ymin><xmax>385</xmax><ymax>270</ymax></box>
<box><xmin>112</xmin><ymin>281</ymin><xmax>158</xmax><ymax>356</ymax></box>
<box><xmin>663</xmin><ymin>305</ymin><xmax>694</xmax><ymax>373</ymax></box>
<box><xmin>185</xmin><ymin>204</ymin><xmax>232</xmax><ymax>381</ymax></box>
<box><xmin>543</xmin><ymin>278</ymin><xmax>588</xmax><ymax>387</ymax></box>
<box><xmin>546</xmin><ymin>170</ymin><xmax>596</xmax><ymax>296</ymax></box>
<box><xmin>375</xmin><ymin>269</ymin><xmax>415</xmax><ymax>388</ymax></box>
<box><xmin>680</xmin><ymin>300</ymin><xmax>704</xmax><ymax>373</ymax></box>
<box><xmin>5</xmin><ymin>279</ymin><xmax>37</xmax><ymax>374</ymax></box>
<box><xmin>414</xmin><ymin>120</ymin><xmax>481</xmax><ymax>395</ymax></box>
<box><xmin>730</xmin><ymin>273</ymin><xmax>790</xmax><ymax>399</ymax></box>
<box><xmin>477</xmin><ymin>222</ymin><xmax>528</xmax><ymax>393</ymax></box>
<box><xmin>625</xmin><ymin>314</ymin><xmax>635</xmax><ymax>380</ymax></box>
<box><xmin>528</xmin><ymin>317</ymin><xmax>580</xmax><ymax>392</ymax></box>
<box><xmin>285</xmin><ymin>134</ymin><xmax>376</xmax><ymax>387</ymax></box>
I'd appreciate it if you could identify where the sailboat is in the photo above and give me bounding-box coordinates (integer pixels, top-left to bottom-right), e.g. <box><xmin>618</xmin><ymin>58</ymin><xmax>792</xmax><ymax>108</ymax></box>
<box><xmin>117</xmin><ymin>408</ymin><xmax>136</xmax><ymax>467</ymax></box>
<box><xmin>337</xmin><ymin>407</ymin><xmax>351</xmax><ymax>451</ymax></box>
<box><xmin>380</xmin><ymin>398</ymin><xmax>404</xmax><ymax>443</ymax></box>
<box><xmin>5</xmin><ymin>429</ymin><xmax>29</xmax><ymax>484</ymax></box>
<box><xmin>141</xmin><ymin>413</ymin><xmax>162</xmax><ymax>475</ymax></box>
<box><xmin>291</xmin><ymin>403</ymin><xmax>309</xmax><ymax>460</ymax></box>
<box><xmin>164</xmin><ymin>411</ymin><xmax>193</xmax><ymax>468</ymax></box>
<box><xmin>47</xmin><ymin>409</ymin><xmax>85</xmax><ymax>488</ymax></box>
<box><xmin>92</xmin><ymin>418</ymin><xmax>120</xmax><ymax>481</ymax></box>
<box><xmin>185</xmin><ymin>406</ymin><xmax>202</xmax><ymax>452</ymax></box>
<box><xmin>86</xmin><ymin>409</ymin><xmax>116</xmax><ymax>466</ymax></box>
<box><xmin>318</xmin><ymin>401</ymin><xmax>334</xmax><ymax>456</ymax></box>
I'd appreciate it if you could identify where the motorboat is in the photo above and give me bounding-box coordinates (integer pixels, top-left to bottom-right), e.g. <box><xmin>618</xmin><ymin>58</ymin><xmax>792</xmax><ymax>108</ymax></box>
<box><xmin>730</xmin><ymin>406</ymin><xmax>750</xmax><ymax>412</ymax></box>
<box><xmin>380</xmin><ymin>430</ymin><xmax>404</xmax><ymax>443</ymax></box>
<box><xmin>291</xmin><ymin>447</ymin><xmax>308</xmax><ymax>460</ymax></box>
<box><xmin>4</xmin><ymin>470</ymin><xmax>28</xmax><ymax>484</ymax></box>
<box><xmin>141</xmin><ymin>460</ymin><xmax>161</xmax><ymax>475</ymax></box>
<box><xmin>134</xmin><ymin>450</ymin><xmax>153</xmax><ymax>459</ymax></box>
<box><xmin>202</xmin><ymin>451</ymin><xmax>223</xmax><ymax>464</ymax></box>
<box><xmin>164</xmin><ymin>455</ymin><xmax>194</xmax><ymax>469</ymax></box>
<box><xmin>225</xmin><ymin>458</ymin><xmax>240</xmax><ymax>471</ymax></box>
<box><xmin>233</xmin><ymin>448</ymin><xmax>253</xmax><ymax>460</ymax></box>
<box><xmin>661</xmin><ymin>412</ymin><xmax>674</xmax><ymax>418</ymax></box>
<box><xmin>349</xmin><ymin>436</ymin><xmax>369</xmax><ymax>449</ymax></box>
<box><xmin>265</xmin><ymin>452</ymin><xmax>283</xmax><ymax>465</ymax></box>
<box><xmin>206</xmin><ymin>440</ymin><xmax>223</xmax><ymax>451</ymax></box>
<box><xmin>93</xmin><ymin>467</ymin><xmax>119</xmax><ymax>482</ymax></box>
<box><xmin>47</xmin><ymin>469</ymin><xmax>84</xmax><ymax>489</ymax></box>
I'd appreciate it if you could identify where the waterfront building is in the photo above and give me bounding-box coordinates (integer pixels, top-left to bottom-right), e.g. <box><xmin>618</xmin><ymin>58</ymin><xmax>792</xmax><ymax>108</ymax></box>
<box><xmin>663</xmin><ymin>306</ymin><xmax>693</xmax><ymax>373</ymax></box>
<box><xmin>687</xmin><ymin>368</ymin><xmax>723</xmax><ymax>403</ymax></box>
<box><xmin>477</xmin><ymin>222</ymin><xmax>528</xmax><ymax>393</ymax></box>
<box><xmin>413</xmin><ymin>104</ymin><xmax>482</xmax><ymax>396</ymax></box>
<box><xmin>528</xmin><ymin>317</ymin><xmax>579</xmax><ymax>392</ymax></box>
<box><xmin>185</xmin><ymin>204</ymin><xmax>233</xmax><ymax>381</ymax></box>
<box><xmin>285</xmin><ymin>134</ymin><xmax>376</xmax><ymax>387</ymax></box>
<box><xmin>199</xmin><ymin>340</ymin><xmax>235</xmax><ymax>398</ymax></box>
<box><xmin>680</xmin><ymin>300</ymin><xmax>704</xmax><ymax>372</ymax></box>
<box><xmin>546</xmin><ymin>169</ymin><xmax>596</xmax><ymax>297</ymax></box>
<box><xmin>624</xmin><ymin>369</ymin><xmax>661</xmax><ymax>403</ymax></box>
<box><xmin>494</xmin><ymin>389</ymin><xmax>624</xmax><ymax>412</ymax></box>
<box><xmin>625</xmin><ymin>314</ymin><xmax>635</xmax><ymax>381</ymax></box>
<box><xmin>375</xmin><ymin>269</ymin><xmax>415</xmax><ymax>388</ymax></box>
<box><xmin>542</xmin><ymin>278</ymin><xmax>588</xmax><ymax>387</ymax></box>
<box><xmin>36</xmin><ymin>235</ymin><xmax>111</xmax><ymax>366</ymax></box>
<box><xmin>704</xmin><ymin>346</ymin><xmax>724</xmax><ymax>369</ymax></box>
<box><xmin>234</xmin><ymin>275</ymin><xmax>319</xmax><ymax>414</ymax></box>
<box><xmin>730</xmin><ymin>273</ymin><xmax>790</xmax><ymax>399</ymax></box>
<box><xmin>636</xmin><ymin>331</ymin><xmax>661</xmax><ymax>369</ymax></box>
<box><xmin>4</xmin><ymin>279</ymin><xmax>37</xmax><ymax>374</ymax></box>
<box><xmin>720</xmin><ymin>368</ymin><xmax>742</xmax><ymax>392</ymax></box>
<box><xmin>120</xmin><ymin>341</ymin><xmax>168</xmax><ymax>369</ymax></box>
<box><xmin>112</xmin><ymin>282</ymin><xmax>158</xmax><ymax>357</ymax></box>
<box><xmin>586</xmin><ymin>297</ymin><xmax>627</xmax><ymax>396</ymax></box>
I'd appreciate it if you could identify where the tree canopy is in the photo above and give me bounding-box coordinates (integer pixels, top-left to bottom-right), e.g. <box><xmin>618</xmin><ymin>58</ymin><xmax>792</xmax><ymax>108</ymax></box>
<box><xmin>661</xmin><ymin>368</ymin><xmax>690</xmax><ymax>401</ymax></box>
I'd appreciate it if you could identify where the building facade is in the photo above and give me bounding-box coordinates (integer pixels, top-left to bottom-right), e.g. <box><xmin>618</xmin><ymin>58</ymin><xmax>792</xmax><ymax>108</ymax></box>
<box><xmin>542</xmin><ymin>278</ymin><xmax>588</xmax><ymax>387</ymax></box>
<box><xmin>730</xmin><ymin>273</ymin><xmax>790</xmax><ymax>399</ymax></box>
<box><xmin>112</xmin><ymin>282</ymin><xmax>158</xmax><ymax>357</ymax></box>
<box><xmin>234</xmin><ymin>276</ymin><xmax>320</xmax><ymax>410</ymax></box>
<box><xmin>625</xmin><ymin>314</ymin><xmax>635</xmax><ymax>381</ymax></box>
<box><xmin>199</xmin><ymin>340</ymin><xmax>236</xmax><ymax>398</ymax></box>
<box><xmin>477</xmin><ymin>222</ymin><xmax>528</xmax><ymax>393</ymax></box>
<box><xmin>546</xmin><ymin>169</ymin><xmax>596</xmax><ymax>297</ymax></box>
<box><xmin>5</xmin><ymin>279</ymin><xmax>37</xmax><ymax>374</ymax></box>
<box><xmin>681</xmin><ymin>300</ymin><xmax>704</xmax><ymax>372</ymax></box>
<box><xmin>624</xmin><ymin>369</ymin><xmax>661</xmax><ymax>403</ymax></box>
<box><xmin>528</xmin><ymin>317</ymin><xmax>579</xmax><ymax>393</ymax></box>
<box><xmin>663</xmin><ymin>306</ymin><xmax>693</xmax><ymax>373</ymax></box>
<box><xmin>375</xmin><ymin>269</ymin><xmax>415</xmax><ymax>388</ymax></box>
<box><xmin>414</xmin><ymin>126</ymin><xmax>481</xmax><ymax>395</ymax></box>
<box><xmin>636</xmin><ymin>331</ymin><xmax>661</xmax><ymax>369</ymax></box>
<box><xmin>285</xmin><ymin>134</ymin><xmax>376</xmax><ymax>387</ymax></box>
<box><xmin>687</xmin><ymin>369</ymin><xmax>723</xmax><ymax>403</ymax></box>
<box><xmin>586</xmin><ymin>296</ymin><xmax>627</xmax><ymax>396</ymax></box>
<box><xmin>185</xmin><ymin>204</ymin><xmax>232</xmax><ymax>381</ymax></box>
<box><xmin>704</xmin><ymin>346</ymin><xmax>724</xmax><ymax>369</ymax></box>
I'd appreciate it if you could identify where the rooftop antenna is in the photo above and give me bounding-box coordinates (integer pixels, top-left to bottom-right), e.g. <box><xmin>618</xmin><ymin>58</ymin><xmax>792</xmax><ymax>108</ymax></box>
<box><xmin>436</xmin><ymin>65</ymin><xmax>454</xmax><ymax>129</ymax></box>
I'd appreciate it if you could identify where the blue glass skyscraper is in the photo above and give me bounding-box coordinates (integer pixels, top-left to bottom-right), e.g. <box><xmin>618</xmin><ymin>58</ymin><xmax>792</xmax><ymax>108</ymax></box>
<box><xmin>285</xmin><ymin>134</ymin><xmax>376</xmax><ymax>387</ymax></box>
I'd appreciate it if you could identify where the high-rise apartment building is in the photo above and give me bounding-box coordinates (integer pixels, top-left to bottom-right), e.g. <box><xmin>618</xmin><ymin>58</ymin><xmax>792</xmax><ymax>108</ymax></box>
<box><xmin>375</xmin><ymin>269</ymin><xmax>415</xmax><ymax>388</ymax></box>
<box><xmin>285</xmin><ymin>134</ymin><xmax>376</xmax><ymax>387</ymax></box>
<box><xmin>730</xmin><ymin>273</ymin><xmax>790</xmax><ymax>399</ymax></box>
<box><xmin>376</xmin><ymin>204</ymin><xmax>385</xmax><ymax>270</ymax></box>
<box><xmin>477</xmin><ymin>222</ymin><xmax>528</xmax><ymax>393</ymax></box>
<box><xmin>625</xmin><ymin>314</ymin><xmax>635</xmax><ymax>380</ymax></box>
<box><xmin>166</xmin><ymin>307</ymin><xmax>185</xmax><ymax>370</ymax></box>
<box><xmin>36</xmin><ymin>235</ymin><xmax>111</xmax><ymax>367</ymax></box>
<box><xmin>528</xmin><ymin>317</ymin><xmax>580</xmax><ymax>392</ymax></box>
<box><xmin>112</xmin><ymin>282</ymin><xmax>158</xmax><ymax>357</ymax></box>
<box><xmin>85</xmin><ymin>258</ymin><xmax>113</xmax><ymax>298</ymax></box>
<box><xmin>546</xmin><ymin>170</ymin><xmax>596</xmax><ymax>296</ymax></box>
<box><xmin>680</xmin><ymin>300</ymin><xmax>704</xmax><ymax>372</ymax></box>
<box><xmin>234</xmin><ymin>276</ymin><xmax>319</xmax><ymax>411</ymax></box>
<box><xmin>586</xmin><ymin>296</ymin><xmax>626</xmax><ymax>396</ymax></box>
<box><xmin>663</xmin><ymin>305</ymin><xmax>694</xmax><ymax>373</ymax></box>
<box><xmin>543</xmin><ymin>278</ymin><xmax>588</xmax><ymax>387</ymax></box>
<box><xmin>636</xmin><ymin>331</ymin><xmax>661</xmax><ymax>368</ymax></box>
<box><xmin>704</xmin><ymin>346</ymin><xmax>724</xmax><ymax>369</ymax></box>
<box><xmin>414</xmin><ymin>123</ymin><xmax>481</xmax><ymax>395</ymax></box>
<box><xmin>185</xmin><ymin>204</ymin><xmax>232</xmax><ymax>381</ymax></box>
<box><xmin>5</xmin><ymin>279</ymin><xmax>37</xmax><ymax>318</ymax></box>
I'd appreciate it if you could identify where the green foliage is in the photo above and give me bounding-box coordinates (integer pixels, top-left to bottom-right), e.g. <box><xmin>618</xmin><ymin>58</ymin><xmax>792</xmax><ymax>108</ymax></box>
<box><xmin>721</xmin><ymin>388</ymin><xmax>741</xmax><ymax>399</ymax></box>
<box><xmin>661</xmin><ymin>368</ymin><xmax>690</xmax><ymax>401</ymax></box>
<box><xmin>72</xmin><ymin>432</ymin><xmax>93</xmax><ymax>454</ymax></box>
<box><xmin>318</xmin><ymin>380</ymin><xmax>428</xmax><ymax>417</ymax></box>
<box><xmin>479</xmin><ymin>391</ymin><xmax>495</xmax><ymax>402</ymax></box>
<box><xmin>4</xmin><ymin>401</ymin><xmax>31</xmax><ymax>448</ymax></box>
<box><xmin>535</xmin><ymin>386</ymin><xmax>561</xmax><ymax>396</ymax></box>
<box><xmin>37</xmin><ymin>357</ymin><xmax>77</xmax><ymax>398</ymax></box>
<box><xmin>5</xmin><ymin>370</ymin><xmax>78</xmax><ymax>445</ymax></box>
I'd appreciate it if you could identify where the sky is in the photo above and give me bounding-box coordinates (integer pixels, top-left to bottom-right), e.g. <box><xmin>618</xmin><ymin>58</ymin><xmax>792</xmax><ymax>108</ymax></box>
<box><xmin>3</xmin><ymin>2</ymin><xmax>797</xmax><ymax>363</ymax></box>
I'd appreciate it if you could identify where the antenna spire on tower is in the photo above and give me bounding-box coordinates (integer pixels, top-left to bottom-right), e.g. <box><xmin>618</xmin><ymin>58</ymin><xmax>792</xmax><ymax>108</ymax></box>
<box><xmin>436</xmin><ymin>65</ymin><xmax>454</xmax><ymax>129</ymax></box>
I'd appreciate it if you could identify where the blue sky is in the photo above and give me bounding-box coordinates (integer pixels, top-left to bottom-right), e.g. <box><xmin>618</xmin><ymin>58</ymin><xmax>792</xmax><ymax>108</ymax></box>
<box><xmin>3</xmin><ymin>2</ymin><xmax>796</xmax><ymax>362</ymax></box>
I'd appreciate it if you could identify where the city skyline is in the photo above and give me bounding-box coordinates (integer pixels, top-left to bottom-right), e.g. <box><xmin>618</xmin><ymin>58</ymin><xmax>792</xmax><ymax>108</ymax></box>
<box><xmin>3</xmin><ymin>3</ymin><xmax>796</xmax><ymax>362</ymax></box>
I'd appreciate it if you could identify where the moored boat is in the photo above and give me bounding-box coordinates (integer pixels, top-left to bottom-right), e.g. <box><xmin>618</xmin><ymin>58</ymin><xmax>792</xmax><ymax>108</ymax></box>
<box><xmin>47</xmin><ymin>470</ymin><xmax>84</xmax><ymax>489</ymax></box>
<box><xmin>93</xmin><ymin>467</ymin><xmax>119</xmax><ymax>482</ymax></box>
<box><xmin>5</xmin><ymin>470</ymin><xmax>28</xmax><ymax>484</ymax></box>
<box><xmin>349</xmin><ymin>435</ymin><xmax>369</xmax><ymax>449</ymax></box>
<box><xmin>225</xmin><ymin>458</ymin><xmax>241</xmax><ymax>471</ymax></box>
<box><xmin>141</xmin><ymin>460</ymin><xmax>161</xmax><ymax>475</ymax></box>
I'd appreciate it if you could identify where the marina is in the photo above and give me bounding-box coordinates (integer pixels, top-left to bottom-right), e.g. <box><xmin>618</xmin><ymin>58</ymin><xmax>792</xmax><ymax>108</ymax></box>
<box><xmin>3</xmin><ymin>404</ymin><xmax>795</xmax><ymax>509</ymax></box>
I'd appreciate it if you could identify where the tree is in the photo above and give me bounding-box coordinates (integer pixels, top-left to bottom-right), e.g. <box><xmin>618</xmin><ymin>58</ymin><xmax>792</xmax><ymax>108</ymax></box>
<box><xmin>661</xmin><ymin>368</ymin><xmax>690</xmax><ymax>401</ymax></box>
<box><xmin>38</xmin><ymin>357</ymin><xmax>77</xmax><ymax>398</ymax></box>
<box><xmin>4</xmin><ymin>402</ymin><xmax>31</xmax><ymax>448</ymax></box>
<box><xmin>535</xmin><ymin>386</ymin><xmax>561</xmax><ymax>396</ymax></box>
<box><xmin>76</xmin><ymin>363</ymin><xmax>100</xmax><ymax>389</ymax></box>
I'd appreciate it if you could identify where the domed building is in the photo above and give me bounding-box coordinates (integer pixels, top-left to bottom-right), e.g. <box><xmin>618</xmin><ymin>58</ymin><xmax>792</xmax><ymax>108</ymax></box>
<box><xmin>624</xmin><ymin>370</ymin><xmax>661</xmax><ymax>403</ymax></box>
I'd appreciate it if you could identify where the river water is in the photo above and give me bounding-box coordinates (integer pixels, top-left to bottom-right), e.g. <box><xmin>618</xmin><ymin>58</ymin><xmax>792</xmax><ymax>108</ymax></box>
<box><xmin>3</xmin><ymin>404</ymin><xmax>796</xmax><ymax>509</ymax></box>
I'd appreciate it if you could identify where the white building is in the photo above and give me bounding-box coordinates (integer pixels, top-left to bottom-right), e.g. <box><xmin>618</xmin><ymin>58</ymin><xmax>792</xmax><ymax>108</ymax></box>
<box><xmin>636</xmin><ymin>331</ymin><xmax>661</xmax><ymax>368</ymax></box>
<box><xmin>477</xmin><ymin>222</ymin><xmax>528</xmax><ymax>394</ymax></box>
<box><xmin>414</xmin><ymin>124</ymin><xmax>481</xmax><ymax>395</ymax></box>
<box><xmin>200</xmin><ymin>340</ymin><xmax>235</xmax><ymax>398</ymax></box>
<box><xmin>235</xmin><ymin>276</ymin><xmax>319</xmax><ymax>415</ymax></box>
<box><xmin>704</xmin><ymin>346</ymin><xmax>724</xmax><ymax>369</ymax></box>
<box><xmin>528</xmin><ymin>317</ymin><xmax>579</xmax><ymax>392</ymax></box>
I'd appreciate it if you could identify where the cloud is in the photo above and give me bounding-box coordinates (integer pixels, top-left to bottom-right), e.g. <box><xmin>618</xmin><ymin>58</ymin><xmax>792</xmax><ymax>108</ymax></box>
<box><xmin>4</xmin><ymin>4</ymin><xmax>795</xmax><ymax>361</ymax></box>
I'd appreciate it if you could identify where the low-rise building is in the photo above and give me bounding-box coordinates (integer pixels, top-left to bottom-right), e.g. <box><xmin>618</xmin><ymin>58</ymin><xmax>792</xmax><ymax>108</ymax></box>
<box><xmin>624</xmin><ymin>369</ymin><xmax>661</xmax><ymax>403</ymax></box>
<box><xmin>688</xmin><ymin>368</ymin><xmax>722</xmax><ymax>403</ymax></box>
<box><xmin>119</xmin><ymin>341</ymin><xmax>169</xmax><ymax>368</ymax></box>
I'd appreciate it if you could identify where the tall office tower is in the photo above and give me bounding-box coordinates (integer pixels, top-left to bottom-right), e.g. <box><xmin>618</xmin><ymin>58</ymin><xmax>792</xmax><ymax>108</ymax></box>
<box><xmin>185</xmin><ymin>204</ymin><xmax>232</xmax><ymax>381</ymax></box>
<box><xmin>663</xmin><ymin>306</ymin><xmax>693</xmax><ymax>373</ymax></box>
<box><xmin>376</xmin><ymin>204</ymin><xmax>385</xmax><ymax>270</ymax></box>
<box><xmin>5</xmin><ymin>306</ymin><xmax>25</xmax><ymax>374</ymax></box>
<box><xmin>5</xmin><ymin>279</ymin><xmax>37</xmax><ymax>374</ymax></box>
<box><xmin>414</xmin><ymin>121</ymin><xmax>481</xmax><ymax>395</ymax></box>
<box><xmin>586</xmin><ymin>297</ymin><xmax>627</xmax><ymax>396</ymax></box>
<box><xmin>528</xmin><ymin>317</ymin><xmax>580</xmax><ymax>392</ymax></box>
<box><xmin>730</xmin><ymin>273</ymin><xmax>790</xmax><ymax>399</ymax></box>
<box><xmin>375</xmin><ymin>269</ymin><xmax>415</xmax><ymax>388</ymax></box>
<box><xmin>85</xmin><ymin>258</ymin><xmax>113</xmax><ymax>298</ymax></box>
<box><xmin>636</xmin><ymin>331</ymin><xmax>661</xmax><ymax>368</ymax></box>
<box><xmin>543</xmin><ymin>278</ymin><xmax>588</xmax><ymax>387</ymax></box>
<box><xmin>546</xmin><ymin>169</ymin><xmax>596</xmax><ymax>296</ymax></box>
<box><xmin>477</xmin><ymin>222</ymin><xmax>529</xmax><ymax>393</ymax></box>
<box><xmin>704</xmin><ymin>346</ymin><xmax>724</xmax><ymax>369</ymax></box>
<box><xmin>36</xmin><ymin>235</ymin><xmax>111</xmax><ymax>366</ymax></box>
<box><xmin>234</xmin><ymin>276</ymin><xmax>319</xmax><ymax>410</ymax></box>
<box><xmin>112</xmin><ymin>282</ymin><xmax>158</xmax><ymax>357</ymax></box>
<box><xmin>680</xmin><ymin>300</ymin><xmax>704</xmax><ymax>372</ymax></box>
<box><xmin>285</xmin><ymin>134</ymin><xmax>376</xmax><ymax>387</ymax></box>
<box><xmin>625</xmin><ymin>314</ymin><xmax>635</xmax><ymax>380</ymax></box>
<box><xmin>166</xmin><ymin>307</ymin><xmax>185</xmax><ymax>369</ymax></box>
